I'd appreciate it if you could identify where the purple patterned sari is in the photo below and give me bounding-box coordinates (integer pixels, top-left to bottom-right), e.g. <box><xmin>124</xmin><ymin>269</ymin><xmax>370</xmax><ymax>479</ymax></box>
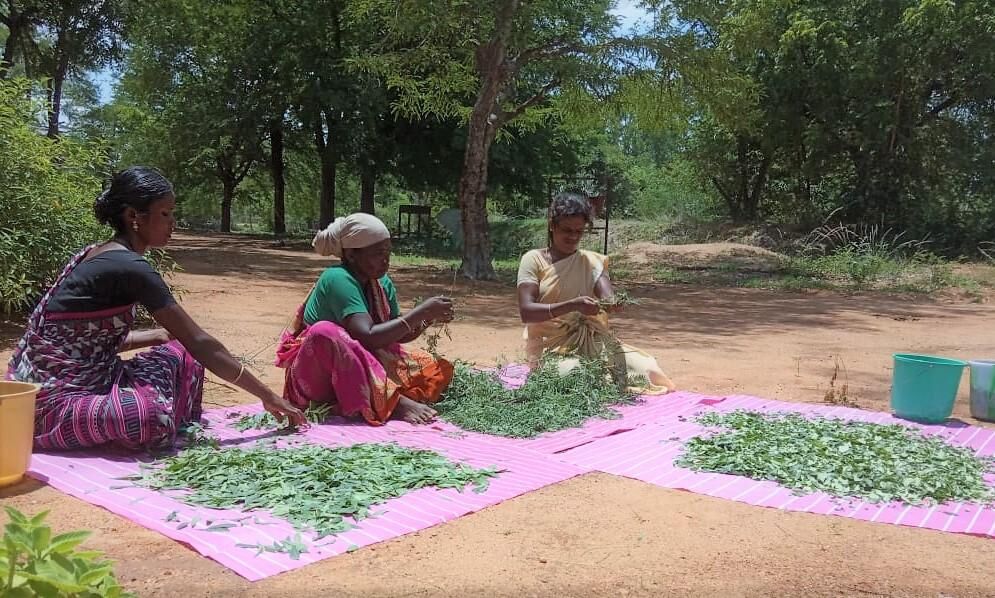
<box><xmin>6</xmin><ymin>245</ymin><xmax>204</xmax><ymax>451</ymax></box>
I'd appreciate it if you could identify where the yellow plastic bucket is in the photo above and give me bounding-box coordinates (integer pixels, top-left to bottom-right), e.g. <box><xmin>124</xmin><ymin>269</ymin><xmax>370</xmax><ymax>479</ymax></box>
<box><xmin>0</xmin><ymin>381</ymin><xmax>39</xmax><ymax>488</ymax></box>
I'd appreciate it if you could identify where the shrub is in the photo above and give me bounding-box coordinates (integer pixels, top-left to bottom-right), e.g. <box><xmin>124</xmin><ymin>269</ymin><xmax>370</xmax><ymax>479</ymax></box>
<box><xmin>1</xmin><ymin>507</ymin><xmax>134</xmax><ymax>597</ymax></box>
<box><xmin>0</xmin><ymin>78</ymin><xmax>107</xmax><ymax>314</ymax></box>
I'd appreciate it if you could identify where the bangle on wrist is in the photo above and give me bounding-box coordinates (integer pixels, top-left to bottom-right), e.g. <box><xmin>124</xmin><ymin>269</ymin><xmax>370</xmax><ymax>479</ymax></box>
<box><xmin>547</xmin><ymin>304</ymin><xmax>553</xmax><ymax>318</ymax></box>
<box><xmin>232</xmin><ymin>364</ymin><xmax>246</xmax><ymax>385</ymax></box>
<box><xmin>400</xmin><ymin>317</ymin><xmax>414</xmax><ymax>333</ymax></box>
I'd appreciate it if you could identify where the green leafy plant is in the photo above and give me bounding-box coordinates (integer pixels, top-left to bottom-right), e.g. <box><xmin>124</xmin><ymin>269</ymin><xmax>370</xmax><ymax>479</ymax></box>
<box><xmin>131</xmin><ymin>441</ymin><xmax>497</xmax><ymax>539</ymax></box>
<box><xmin>597</xmin><ymin>288</ymin><xmax>641</xmax><ymax>310</ymax></box>
<box><xmin>1</xmin><ymin>507</ymin><xmax>134</xmax><ymax>597</ymax></box>
<box><xmin>236</xmin><ymin>534</ymin><xmax>309</xmax><ymax>560</ymax></box>
<box><xmin>0</xmin><ymin>79</ymin><xmax>107</xmax><ymax>315</ymax></box>
<box><xmin>435</xmin><ymin>357</ymin><xmax>638</xmax><ymax>438</ymax></box>
<box><xmin>677</xmin><ymin>411</ymin><xmax>995</xmax><ymax>505</ymax></box>
<box><xmin>229</xmin><ymin>402</ymin><xmax>333</xmax><ymax>432</ymax></box>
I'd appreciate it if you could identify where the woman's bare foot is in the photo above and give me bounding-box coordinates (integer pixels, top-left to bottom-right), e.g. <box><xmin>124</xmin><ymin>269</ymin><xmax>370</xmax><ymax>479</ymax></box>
<box><xmin>394</xmin><ymin>396</ymin><xmax>437</xmax><ymax>424</ymax></box>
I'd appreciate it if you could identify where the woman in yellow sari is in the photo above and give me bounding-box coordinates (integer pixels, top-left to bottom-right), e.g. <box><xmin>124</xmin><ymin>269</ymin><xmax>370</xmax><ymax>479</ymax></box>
<box><xmin>516</xmin><ymin>192</ymin><xmax>674</xmax><ymax>394</ymax></box>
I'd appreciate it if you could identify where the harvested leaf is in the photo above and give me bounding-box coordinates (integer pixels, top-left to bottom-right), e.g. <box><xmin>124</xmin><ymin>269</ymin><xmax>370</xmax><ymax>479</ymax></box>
<box><xmin>677</xmin><ymin>410</ymin><xmax>995</xmax><ymax>505</ymax></box>
<box><xmin>435</xmin><ymin>357</ymin><xmax>638</xmax><ymax>438</ymax></box>
<box><xmin>230</xmin><ymin>402</ymin><xmax>333</xmax><ymax>432</ymax></box>
<box><xmin>134</xmin><ymin>441</ymin><xmax>498</xmax><ymax>538</ymax></box>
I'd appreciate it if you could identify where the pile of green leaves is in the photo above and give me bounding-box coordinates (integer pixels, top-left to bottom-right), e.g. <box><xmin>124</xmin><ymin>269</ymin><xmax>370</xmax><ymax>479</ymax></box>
<box><xmin>229</xmin><ymin>402</ymin><xmax>333</xmax><ymax>431</ymax></box>
<box><xmin>677</xmin><ymin>411</ymin><xmax>995</xmax><ymax>505</ymax></box>
<box><xmin>133</xmin><ymin>441</ymin><xmax>497</xmax><ymax>537</ymax></box>
<box><xmin>435</xmin><ymin>357</ymin><xmax>638</xmax><ymax>438</ymax></box>
<box><xmin>1</xmin><ymin>507</ymin><xmax>133</xmax><ymax>597</ymax></box>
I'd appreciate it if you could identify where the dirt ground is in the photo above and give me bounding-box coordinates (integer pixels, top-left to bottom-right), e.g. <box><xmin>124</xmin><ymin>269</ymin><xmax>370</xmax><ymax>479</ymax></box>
<box><xmin>3</xmin><ymin>231</ymin><xmax>995</xmax><ymax>597</ymax></box>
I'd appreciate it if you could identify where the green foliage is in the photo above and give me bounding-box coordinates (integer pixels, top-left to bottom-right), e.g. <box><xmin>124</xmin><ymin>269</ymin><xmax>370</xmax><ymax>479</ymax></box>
<box><xmin>228</xmin><ymin>403</ymin><xmax>333</xmax><ymax>432</ymax></box>
<box><xmin>1</xmin><ymin>507</ymin><xmax>134</xmax><ymax>597</ymax></box>
<box><xmin>648</xmin><ymin>0</ymin><xmax>995</xmax><ymax>254</ymax></box>
<box><xmin>7</xmin><ymin>0</ymin><xmax>990</xmax><ymax>266</ymax></box>
<box><xmin>236</xmin><ymin>534</ymin><xmax>309</xmax><ymax>561</ymax></box>
<box><xmin>653</xmin><ymin>267</ymin><xmax>693</xmax><ymax>284</ymax></box>
<box><xmin>786</xmin><ymin>250</ymin><xmax>899</xmax><ymax>288</ymax></box>
<box><xmin>780</xmin><ymin>223</ymin><xmax>965</xmax><ymax>291</ymax></box>
<box><xmin>132</xmin><ymin>441</ymin><xmax>497</xmax><ymax>538</ymax></box>
<box><xmin>436</xmin><ymin>358</ymin><xmax>638</xmax><ymax>438</ymax></box>
<box><xmin>0</xmin><ymin>78</ymin><xmax>106</xmax><ymax>314</ymax></box>
<box><xmin>677</xmin><ymin>411</ymin><xmax>995</xmax><ymax>505</ymax></box>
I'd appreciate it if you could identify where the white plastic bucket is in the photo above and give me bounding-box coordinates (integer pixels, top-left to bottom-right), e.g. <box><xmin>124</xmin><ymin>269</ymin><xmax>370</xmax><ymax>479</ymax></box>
<box><xmin>968</xmin><ymin>360</ymin><xmax>995</xmax><ymax>422</ymax></box>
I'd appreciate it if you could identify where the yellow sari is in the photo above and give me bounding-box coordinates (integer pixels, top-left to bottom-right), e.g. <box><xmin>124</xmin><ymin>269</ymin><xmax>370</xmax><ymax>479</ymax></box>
<box><xmin>517</xmin><ymin>249</ymin><xmax>675</xmax><ymax>394</ymax></box>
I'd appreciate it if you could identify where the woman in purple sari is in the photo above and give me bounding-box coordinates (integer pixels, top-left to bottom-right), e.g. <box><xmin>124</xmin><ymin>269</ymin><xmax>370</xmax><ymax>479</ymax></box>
<box><xmin>6</xmin><ymin>167</ymin><xmax>304</xmax><ymax>451</ymax></box>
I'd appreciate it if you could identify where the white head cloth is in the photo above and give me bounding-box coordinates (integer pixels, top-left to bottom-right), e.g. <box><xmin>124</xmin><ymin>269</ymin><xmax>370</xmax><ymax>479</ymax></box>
<box><xmin>312</xmin><ymin>213</ymin><xmax>391</xmax><ymax>257</ymax></box>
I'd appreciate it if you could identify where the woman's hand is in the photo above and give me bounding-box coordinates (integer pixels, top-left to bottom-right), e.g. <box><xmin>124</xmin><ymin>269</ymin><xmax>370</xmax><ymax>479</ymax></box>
<box><xmin>260</xmin><ymin>392</ymin><xmax>307</xmax><ymax>428</ymax></box>
<box><xmin>412</xmin><ymin>296</ymin><xmax>454</xmax><ymax>324</ymax></box>
<box><xmin>570</xmin><ymin>296</ymin><xmax>601</xmax><ymax>316</ymax></box>
<box><xmin>600</xmin><ymin>296</ymin><xmax>623</xmax><ymax>314</ymax></box>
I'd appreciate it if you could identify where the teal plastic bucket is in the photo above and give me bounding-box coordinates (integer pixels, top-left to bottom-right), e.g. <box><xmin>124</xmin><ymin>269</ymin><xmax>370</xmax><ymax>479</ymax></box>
<box><xmin>890</xmin><ymin>353</ymin><xmax>966</xmax><ymax>423</ymax></box>
<box><xmin>968</xmin><ymin>360</ymin><xmax>995</xmax><ymax>422</ymax></box>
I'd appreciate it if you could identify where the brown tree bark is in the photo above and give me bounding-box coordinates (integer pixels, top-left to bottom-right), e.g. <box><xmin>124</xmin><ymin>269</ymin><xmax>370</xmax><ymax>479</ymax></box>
<box><xmin>314</xmin><ymin>111</ymin><xmax>337</xmax><ymax>228</ymax></box>
<box><xmin>270</xmin><ymin>119</ymin><xmax>286</xmax><ymax>235</ymax></box>
<box><xmin>1</xmin><ymin>3</ymin><xmax>34</xmax><ymax>79</ymax></box>
<box><xmin>220</xmin><ymin>177</ymin><xmax>234</xmax><ymax>233</ymax></box>
<box><xmin>46</xmin><ymin>33</ymin><xmax>69</xmax><ymax>138</ymax></box>
<box><xmin>216</xmin><ymin>149</ymin><xmax>254</xmax><ymax>233</ymax></box>
<box><xmin>454</xmin><ymin>0</ymin><xmax>519</xmax><ymax>280</ymax></box>
<box><xmin>457</xmin><ymin>103</ymin><xmax>500</xmax><ymax>279</ymax></box>
<box><xmin>359</xmin><ymin>164</ymin><xmax>376</xmax><ymax>215</ymax></box>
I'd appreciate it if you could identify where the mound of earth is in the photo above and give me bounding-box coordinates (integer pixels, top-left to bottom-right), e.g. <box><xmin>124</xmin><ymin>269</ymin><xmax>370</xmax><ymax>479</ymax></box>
<box><xmin>621</xmin><ymin>242</ymin><xmax>784</xmax><ymax>272</ymax></box>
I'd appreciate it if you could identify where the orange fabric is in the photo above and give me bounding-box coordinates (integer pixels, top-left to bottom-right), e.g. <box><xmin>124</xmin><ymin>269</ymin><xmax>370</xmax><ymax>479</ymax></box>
<box><xmin>370</xmin><ymin>349</ymin><xmax>454</xmax><ymax>424</ymax></box>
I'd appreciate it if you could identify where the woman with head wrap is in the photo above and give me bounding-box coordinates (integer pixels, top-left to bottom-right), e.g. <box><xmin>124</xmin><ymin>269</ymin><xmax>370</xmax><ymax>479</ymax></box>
<box><xmin>516</xmin><ymin>192</ymin><xmax>675</xmax><ymax>394</ymax></box>
<box><xmin>7</xmin><ymin>167</ymin><xmax>305</xmax><ymax>451</ymax></box>
<box><xmin>275</xmin><ymin>213</ymin><xmax>455</xmax><ymax>424</ymax></box>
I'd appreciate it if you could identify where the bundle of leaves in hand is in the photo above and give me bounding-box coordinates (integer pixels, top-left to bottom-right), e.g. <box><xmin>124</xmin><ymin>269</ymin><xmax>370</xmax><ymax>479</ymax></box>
<box><xmin>435</xmin><ymin>357</ymin><xmax>639</xmax><ymax>438</ymax></box>
<box><xmin>132</xmin><ymin>441</ymin><xmax>497</xmax><ymax>538</ymax></box>
<box><xmin>598</xmin><ymin>288</ymin><xmax>639</xmax><ymax>310</ymax></box>
<box><xmin>1</xmin><ymin>507</ymin><xmax>134</xmax><ymax>597</ymax></box>
<box><xmin>230</xmin><ymin>402</ymin><xmax>333</xmax><ymax>431</ymax></box>
<box><xmin>677</xmin><ymin>411</ymin><xmax>995</xmax><ymax>505</ymax></box>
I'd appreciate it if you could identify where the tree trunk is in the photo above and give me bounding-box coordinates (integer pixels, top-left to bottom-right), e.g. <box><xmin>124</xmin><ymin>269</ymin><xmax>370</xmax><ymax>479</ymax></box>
<box><xmin>359</xmin><ymin>165</ymin><xmax>376</xmax><ymax>215</ymax></box>
<box><xmin>1</xmin><ymin>8</ymin><xmax>28</xmax><ymax>79</ymax></box>
<box><xmin>454</xmin><ymin>0</ymin><xmax>518</xmax><ymax>280</ymax></box>
<box><xmin>46</xmin><ymin>37</ymin><xmax>69</xmax><ymax>139</ymax></box>
<box><xmin>270</xmin><ymin>119</ymin><xmax>286</xmax><ymax>236</ymax></box>
<box><xmin>745</xmin><ymin>155</ymin><xmax>769</xmax><ymax>221</ymax></box>
<box><xmin>319</xmin><ymin>150</ymin><xmax>336</xmax><ymax>228</ymax></box>
<box><xmin>711</xmin><ymin>176</ymin><xmax>741</xmax><ymax>222</ymax></box>
<box><xmin>1</xmin><ymin>29</ymin><xmax>17</xmax><ymax>78</ymax></box>
<box><xmin>847</xmin><ymin>147</ymin><xmax>870</xmax><ymax>220</ymax></box>
<box><xmin>314</xmin><ymin>113</ymin><xmax>337</xmax><ymax>228</ymax></box>
<box><xmin>736</xmin><ymin>137</ymin><xmax>749</xmax><ymax>218</ymax></box>
<box><xmin>457</xmin><ymin>102</ymin><xmax>499</xmax><ymax>280</ymax></box>
<box><xmin>221</xmin><ymin>177</ymin><xmax>235</xmax><ymax>233</ymax></box>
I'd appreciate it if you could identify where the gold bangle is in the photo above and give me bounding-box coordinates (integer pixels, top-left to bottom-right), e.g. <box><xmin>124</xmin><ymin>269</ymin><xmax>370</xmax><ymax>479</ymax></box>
<box><xmin>232</xmin><ymin>364</ymin><xmax>246</xmax><ymax>384</ymax></box>
<box><xmin>547</xmin><ymin>304</ymin><xmax>553</xmax><ymax>318</ymax></box>
<box><xmin>400</xmin><ymin>317</ymin><xmax>413</xmax><ymax>333</ymax></box>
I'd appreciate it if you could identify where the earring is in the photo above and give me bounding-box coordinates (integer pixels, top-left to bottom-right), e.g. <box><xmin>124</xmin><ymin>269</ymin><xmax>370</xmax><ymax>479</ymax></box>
<box><xmin>132</xmin><ymin>221</ymin><xmax>139</xmax><ymax>232</ymax></box>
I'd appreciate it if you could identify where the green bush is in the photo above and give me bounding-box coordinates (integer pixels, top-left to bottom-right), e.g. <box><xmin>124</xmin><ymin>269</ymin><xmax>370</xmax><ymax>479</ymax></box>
<box><xmin>1</xmin><ymin>507</ymin><xmax>134</xmax><ymax>597</ymax></box>
<box><xmin>0</xmin><ymin>79</ymin><xmax>107</xmax><ymax>314</ymax></box>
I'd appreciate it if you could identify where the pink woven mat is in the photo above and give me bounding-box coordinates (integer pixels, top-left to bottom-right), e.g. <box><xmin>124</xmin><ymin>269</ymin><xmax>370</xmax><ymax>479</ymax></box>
<box><xmin>28</xmin><ymin>404</ymin><xmax>585</xmax><ymax>581</ymax></box>
<box><xmin>556</xmin><ymin>394</ymin><xmax>995</xmax><ymax>539</ymax></box>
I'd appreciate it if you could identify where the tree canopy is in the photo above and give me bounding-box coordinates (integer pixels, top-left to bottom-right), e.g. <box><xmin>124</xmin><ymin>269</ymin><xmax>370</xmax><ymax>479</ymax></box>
<box><xmin>1</xmin><ymin>0</ymin><xmax>992</xmax><ymax>282</ymax></box>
